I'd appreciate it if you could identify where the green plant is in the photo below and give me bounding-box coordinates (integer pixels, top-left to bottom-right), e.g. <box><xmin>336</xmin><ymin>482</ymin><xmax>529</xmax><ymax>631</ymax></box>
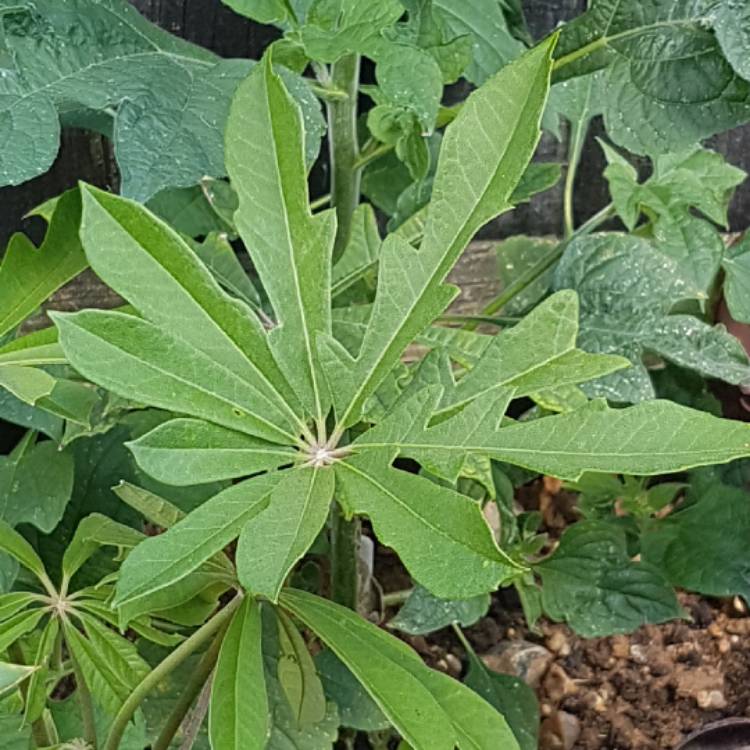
<box><xmin>2</xmin><ymin>2</ymin><xmax>750</xmax><ymax>749</ymax></box>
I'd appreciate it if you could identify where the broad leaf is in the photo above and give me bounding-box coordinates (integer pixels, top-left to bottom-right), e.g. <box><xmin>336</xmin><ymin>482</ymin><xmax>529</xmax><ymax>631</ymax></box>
<box><xmin>642</xmin><ymin>484</ymin><xmax>750</xmax><ymax>603</ymax></box>
<box><xmin>321</xmin><ymin>38</ymin><xmax>557</xmax><ymax>429</ymax></box>
<box><xmin>226</xmin><ymin>57</ymin><xmax>334</xmax><ymax>419</ymax></box>
<box><xmin>0</xmin><ymin>662</ymin><xmax>37</xmax><ymax>699</ymax></box>
<box><xmin>714</xmin><ymin>1</ymin><xmax>750</xmax><ymax>81</ymax></box>
<box><xmin>210</xmin><ymin>597</ymin><xmax>268</xmax><ymax>750</ymax></box>
<box><xmin>722</xmin><ymin>233</ymin><xmax>750</xmax><ymax>324</ymax></box>
<box><xmin>0</xmin><ymin>189</ymin><xmax>85</xmax><ymax>337</ymax></box>
<box><xmin>390</xmin><ymin>585</ymin><xmax>489</xmax><ymax>635</ymax></box>
<box><xmin>553</xmin><ymin>233</ymin><xmax>750</xmax><ymax>401</ymax></box>
<box><xmin>222</xmin><ymin>0</ymin><xmax>292</xmax><ymax>24</ymax></box>
<box><xmin>537</xmin><ymin>521</ymin><xmax>682</xmax><ymax>637</ymax></box>
<box><xmin>113</xmin><ymin>473</ymin><xmax>281</xmax><ymax>622</ymax></box>
<box><xmin>128</xmin><ymin>418</ymin><xmax>296</xmax><ymax>486</ymax></box>
<box><xmin>237</xmin><ymin>466</ymin><xmax>334</xmax><ymax>601</ymax></box>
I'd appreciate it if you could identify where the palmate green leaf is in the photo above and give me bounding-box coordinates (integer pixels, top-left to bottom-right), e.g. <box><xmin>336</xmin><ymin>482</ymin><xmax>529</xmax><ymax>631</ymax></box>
<box><xmin>237</xmin><ymin>466</ymin><xmax>334</xmax><ymax>601</ymax></box>
<box><xmin>432</xmin><ymin>0</ymin><xmax>525</xmax><ymax>85</ymax></box>
<box><xmin>113</xmin><ymin>472</ymin><xmax>282</xmax><ymax>623</ymax></box>
<box><xmin>428</xmin><ymin>291</ymin><xmax>628</xmax><ymax>415</ymax></box>
<box><xmin>0</xmin><ymin>189</ymin><xmax>85</xmax><ymax>338</ymax></box>
<box><xmin>537</xmin><ymin>521</ymin><xmax>682</xmax><ymax>637</ymax></box>
<box><xmin>77</xmin><ymin>184</ymin><xmax>300</xmax><ymax>420</ymax></box>
<box><xmin>281</xmin><ymin>589</ymin><xmax>519</xmax><ymax>750</ymax></box>
<box><xmin>53</xmin><ymin>309</ymin><xmax>300</xmax><ymax>446</ymax></box>
<box><xmin>128</xmin><ymin>418</ymin><xmax>297</xmax><ymax>486</ymax></box>
<box><xmin>0</xmin><ymin>609</ymin><xmax>47</xmax><ymax>653</ymax></box>
<box><xmin>357</xmin><ymin>385</ymin><xmax>750</xmax><ymax>482</ymax></box>
<box><xmin>390</xmin><ymin>585</ymin><xmax>490</xmax><ymax>636</ymax></box>
<box><xmin>226</xmin><ymin>57</ymin><xmax>334</xmax><ymax>420</ymax></box>
<box><xmin>320</xmin><ymin>38</ymin><xmax>557</xmax><ymax>430</ymax></box>
<box><xmin>210</xmin><ymin>597</ymin><xmax>268</xmax><ymax>750</ymax></box>
<box><xmin>335</xmin><ymin>448</ymin><xmax>522</xmax><ymax>599</ymax></box>
<box><xmin>0</xmin><ymin>593</ymin><xmax>40</xmax><ymax>624</ymax></box>
<box><xmin>642</xmin><ymin>484</ymin><xmax>750</xmax><ymax>603</ymax></box>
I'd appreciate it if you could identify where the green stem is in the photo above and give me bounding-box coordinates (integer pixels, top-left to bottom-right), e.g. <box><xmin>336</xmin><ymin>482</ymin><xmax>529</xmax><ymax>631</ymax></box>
<box><xmin>464</xmin><ymin>202</ymin><xmax>615</xmax><ymax>331</ymax></box>
<box><xmin>381</xmin><ymin>588</ymin><xmax>413</xmax><ymax>608</ymax></box>
<box><xmin>9</xmin><ymin>642</ymin><xmax>54</xmax><ymax>749</ymax></box>
<box><xmin>327</xmin><ymin>53</ymin><xmax>361</xmax><ymax>263</ymax></box>
<box><xmin>450</xmin><ymin>623</ymin><xmax>478</xmax><ymax>659</ymax></box>
<box><xmin>69</xmin><ymin>644</ymin><xmax>98</xmax><ymax>749</ymax></box>
<box><xmin>310</xmin><ymin>193</ymin><xmax>331</xmax><ymax>211</ymax></box>
<box><xmin>103</xmin><ymin>596</ymin><xmax>242</xmax><ymax>750</ymax></box>
<box><xmin>353</xmin><ymin>142</ymin><xmax>394</xmax><ymax>171</ymax></box>
<box><xmin>439</xmin><ymin>314</ymin><xmax>521</xmax><ymax>328</ymax></box>
<box><xmin>151</xmin><ymin>628</ymin><xmax>226</xmax><ymax>750</ymax></box>
<box><xmin>563</xmin><ymin>119</ymin><xmax>586</xmax><ymax>237</ymax></box>
<box><xmin>308</xmin><ymin>81</ymin><xmax>349</xmax><ymax>102</ymax></box>
<box><xmin>330</xmin><ymin>505</ymin><xmax>360</xmax><ymax>611</ymax></box>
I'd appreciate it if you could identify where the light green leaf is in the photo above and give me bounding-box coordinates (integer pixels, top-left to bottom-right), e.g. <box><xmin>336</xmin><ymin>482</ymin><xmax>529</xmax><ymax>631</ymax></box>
<box><xmin>510</xmin><ymin>162</ymin><xmax>563</xmax><ymax>204</ymax></box>
<box><xmin>53</xmin><ymin>309</ymin><xmax>300</xmax><ymax>445</ymax></box>
<box><xmin>0</xmin><ymin>593</ymin><xmax>39</xmax><ymax>624</ymax></box>
<box><xmin>280</xmin><ymin>588</ymin><xmax>457</xmax><ymax>750</ymax></box>
<box><xmin>390</xmin><ymin>585</ymin><xmax>489</xmax><ymax>635</ymax></box>
<box><xmin>432</xmin><ymin>0</ymin><xmax>525</xmax><ymax>85</ymax></box>
<box><xmin>189</xmin><ymin>233</ymin><xmax>261</xmax><ymax>309</ymax></box>
<box><xmin>0</xmin><ymin>366</ymin><xmax>56</xmax><ymax>406</ymax></box>
<box><xmin>0</xmin><ymin>189</ymin><xmax>85</xmax><ymax>337</ymax></box>
<box><xmin>210</xmin><ymin>597</ymin><xmax>268</xmax><ymax>750</ymax></box>
<box><xmin>641</xmin><ymin>484</ymin><xmax>750</xmax><ymax>603</ymax></box>
<box><xmin>112</xmin><ymin>482</ymin><xmax>186</xmax><ymax>530</ymax></box>
<box><xmin>78</xmin><ymin>184</ymin><xmax>300</xmax><ymax>420</ymax></box>
<box><xmin>64</xmin><ymin>614</ymin><xmax>150</xmax><ymax>717</ymax></box>
<box><xmin>357</xmin><ymin>386</ymin><xmax>750</xmax><ymax>481</ymax></box>
<box><xmin>237</xmin><ymin>466</ymin><xmax>334</xmax><ymax>601</ymax></box>
<box><xmin>275</xmin><ymin>610</ymin><xmax>327</xmax><ymax>728</ymax></box>
<box><xmin>22</xmin><ymin>617</ymin><xmax>58</xmax><ymax>723</ymax></box>
<box><xmin>128</xmin><ymin>418</ymin><xmax>297</xmax><ymax>486</ymax></box>
<box><xmin>0</xmin><ymin>521</ymin><xmax>48</xmax><ymax>584</ymax></box>
<box><xmin>113</xmin><ymin>473</ymin><xmax>282</xmax><ymax>622</ymax></box>
<box><xmin>537</xmin><ymin>521</ymin><xmax>682</xmax><ymax>637</ymax></box>
<box><xmin>0</xmin><ymin>608</ymin><xmax>47</xmax><ymax>653</ymax></box>
<box><xmin>226</xmin><ymin>57</ymin><xmax>334</xmax><ymax>419</ymax></box>
<box><xmin>0</xmin><ymin>661</ymin><xmax>37</xmax><ymax>700</ymax></box>
<box><xmin>494</xmin><ymin>236</ymin><xmax>556</xmax><ymax>316</ymax></box>
<box><xmin>331</xmin><ymin>204</ymin><xmax>381</xmax><ymax>301</ymax></box>
<box><xmin>335</xmin><ymin>450</ymin><xmax>521</xmax><ymax>599</ymax></box>
<box><xmin>62</xmin><ymin>514</ymin><xmax>144</xmax><ymax>582</ymax></box>
<box><xmin>321</xmin><ymin>38</ymin><xmax>556</xmax><ymax>429</ymax></box>
<box><xmin>298</xmin><ymin>0</ymin><xmax>404</xmax><ymax>61</ymax></box>
<box><xmin>147</xmin><ymin>184</ymin><xmax>232</xmax><ymax>239</ymax></box>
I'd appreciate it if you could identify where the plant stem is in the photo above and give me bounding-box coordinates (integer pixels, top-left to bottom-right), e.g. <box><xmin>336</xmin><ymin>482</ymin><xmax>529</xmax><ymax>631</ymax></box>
<box><xmin>381</xmin><ymin>588</ymin><xmax>413</xmax><ymax>608</ymax></box>
<box><xmin>327</xmin><ymin>53</ymin><xmax>361</xmax><ymax>263</ymax></box>
<box><xmin>330</xmin><ymin>505</ymin><xmax>360</xmax><ymax>611</ymax></box>
<box><xmin>152</xmin><ymin>628</ymin><xmax>225</xmax><ymax>750</ymax></box>
<box><xmin>353</xmin><ymin>142</ymin><xmax>394</xmax><ymax>171</ymax></box>
<box><xmin>563</xmin><ymin>119</ymin><xmax>586</xmax><ymax>237</ymax></box>
<box><xmin>464</xmin><ymin>201</ymin><xmax>615</xmax><ymax>330</ymax></box>
<box><xmin>310</xmin><ymin>193</ymin><xmax>331</xmax><ymax>211</ymax></box>
<box><xmin>70</xmin><ymin>645</ymin><xmax>98</xmax><ymax>749</ymax></box>
<box><xmin>9</xmin><ymin>641</ymin><xmax>55</xmax><ymax>749</ymax></box>
<box><xmin>103</xmin><ymin>596</ymin><xmax>241</xmax><ymax>750</ymax></box>
<box><xmin>439</xmin><ymin>314</ymin><xmax>521</xmax><ymax>328</ymax></box>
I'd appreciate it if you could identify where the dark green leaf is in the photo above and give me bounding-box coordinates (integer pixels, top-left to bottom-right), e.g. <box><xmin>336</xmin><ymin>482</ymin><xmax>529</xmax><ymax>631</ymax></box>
<box><xmin>390</xmin><ymin>585</ymin><xmax>490</xmax><ymax>635</ymax></box>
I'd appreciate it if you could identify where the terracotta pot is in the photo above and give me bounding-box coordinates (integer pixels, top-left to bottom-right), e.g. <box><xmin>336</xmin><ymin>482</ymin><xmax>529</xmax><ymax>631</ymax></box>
<box><xmin>676</xmin><ymin>719</ymin><xmax>750</xmax><ymax>750</ymax></box>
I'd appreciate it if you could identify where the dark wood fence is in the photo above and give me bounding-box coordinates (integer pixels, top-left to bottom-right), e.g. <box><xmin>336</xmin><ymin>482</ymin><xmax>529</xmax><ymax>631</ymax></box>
<box><xmin>2</xmin><ymin>0</ymin><xmax>750</xmax><ymax>248</ymax></box>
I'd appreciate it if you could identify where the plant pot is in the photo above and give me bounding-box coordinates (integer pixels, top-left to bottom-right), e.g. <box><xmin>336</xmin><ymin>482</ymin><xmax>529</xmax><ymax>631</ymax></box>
<box><xmin>676</xmin><ymin>719</ymin><xmax>750</xmax><ymax>750</ymax></box>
